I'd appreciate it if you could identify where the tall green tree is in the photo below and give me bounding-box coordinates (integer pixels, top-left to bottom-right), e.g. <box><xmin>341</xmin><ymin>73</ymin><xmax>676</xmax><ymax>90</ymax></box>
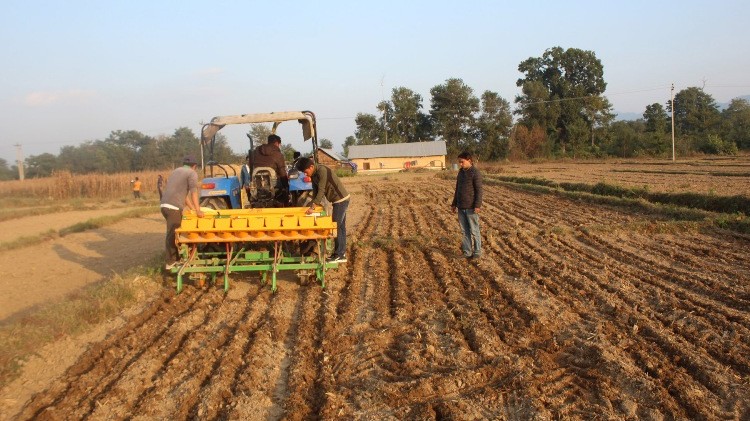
<box><xmin>476</xmin><ymin>91</ymin><xmax>513</xmax><ymax>160</ymax></box>
<box><xmin>643</xmin><ymin>103</ymin><xmax>669</xmax><ymax>134</ymax></box>
<box><xmin>59</xmin><ymin>142</ymin><xmax>112</xmax><ymax>173</ymax></box>
<box><xmin>515</xmin><ymin>46</ymin><xmax>612</xmax><ymax>155</ymax></box>
<box><xmin>105</xmin><ymin>130</ymin><xmax>156</xmax><ymax>170</ymax></box>
<box><xmin>669</xmin><ymin>87</ymin><xmax>720</xmax><ymax>137</ymax></box>
<box><xmin>388</xmin><ymin>87</ymin><xmax>430</xmax><ymax>143</ymax></box>
<box><xmin>354</xmin><ymin>113</ymin><xmax>383</xmax><ymax>145</ymax></box>
<box><xmin>319</xmin><ymin>138</ymin><xmax>334</xmax><ymax>149</ymax></box>
<box><xmin>158</xmin><ymin>127</ymin><xmax>201</xmax><ymax>167</ymax></box>
<box><xmin>0</xmin><ymin>158</ymin><xmax>17</xmax><ymax>180</ymax></box>
<box><xmin>25</xmin><ymin>153</ymin><xmax>59</xmax><ymax>178</ymax></box>
<box><xmin>247</xmin><ymin>124</ymin><xmax>273</xmax><ymax>153</ymax></box>
<box><xmin>429</xmin><ymin>78</ymin><xmax>480</xmax><ymax>155</ymax></box>
<box><xmin>721</xmin><ymin>97</ymin><xmax>750</xmax><ymax>149</ymax></box>
<box><xmin>605</xmin><ymin>120</ymin><xmax>645</xmax><ymax>158</ymax></box>
<box><xmin>343</xmin><ymin>136</ymin><xmax>356</xmax><ymax>157</ymax></box>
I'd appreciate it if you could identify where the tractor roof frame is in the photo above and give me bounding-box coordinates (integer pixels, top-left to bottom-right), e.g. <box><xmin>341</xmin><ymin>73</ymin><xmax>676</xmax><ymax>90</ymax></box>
<box><xmin>201</xmin><ymin>110</ymin><xmax>318</xmax><ymax>146</ymax></box>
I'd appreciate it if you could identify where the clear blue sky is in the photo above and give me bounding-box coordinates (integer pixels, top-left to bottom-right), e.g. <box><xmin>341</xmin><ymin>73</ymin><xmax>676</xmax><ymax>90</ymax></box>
<box><xmin>2</xmin><ymin>0</ymin><xmax>749</xmax><ymax>164</ymax></box>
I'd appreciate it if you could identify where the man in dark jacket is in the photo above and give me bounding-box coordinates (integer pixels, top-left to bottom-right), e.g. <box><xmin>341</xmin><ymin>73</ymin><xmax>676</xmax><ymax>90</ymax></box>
<box><xmin>451</xmin><ymin>151</ymin><xmax>483</xmax><ymax>260</ymax></box>
<box><xmin>296</xmin><ymin>157</ymin><xmax>350</xmax><ymax>263</ymax></box>
<box><xmin>250</xmin><ymin>134</ymin><xmax>289</xmax><ymax>205</ymax></box>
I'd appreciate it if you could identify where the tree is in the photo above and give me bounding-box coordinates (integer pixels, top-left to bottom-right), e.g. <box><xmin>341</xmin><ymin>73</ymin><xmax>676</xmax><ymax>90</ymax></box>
<box><xmin>509</xmin><ymin>124</ymin><xmax>547</xmax><ymax>159</ymax></box>
<box><xmin>59</xmin><ymin>142</ymin><xmax>111</xmax><ymax>173</ymax></box>
<box><xmin>25</xmin><ymin>153</ymin><xmax>59</xmax><ymax>178</ymax></box>
<box><xmin>669</xmin><ymin>87</ymin><xmax>720</xmax><ymax>137</ymax></box>
<box><xmin>354</xmin><ymin>113</ymin><xmax>383</xmax><ymax>145</ymax></box>
<box><xmin>476</xmin><ymin>91</ymin><xmax>513</xmax><ymax>160</ymax></box>
<box><xmin>515</xmin><ymin>46</ymin><xmax>612</xmax><ymax>155</ymax></box>
<box><xmin>376</xmin><ymin>101</ymin><xmax>396</xmax><ymax>143</ymax></box>
<box><xmin>158</xmin><ymin>127</ymin><xmax>201</xmax><ymax>167</ymax></box>
<box><xmin>211</xmin><ymin>133</ymin><xmax>239</xmax><ymax>163</ymax></box>
<box><xmin>0</xmin><ymin>158</ymin><xmax>15</xmax><ymax>180</ymax></box>
<box><xmin>280</xmin><ymin>143</ymin><xmax>297</xmax><ymax>162</ymax></box>
<box><xmin>105</xmin><ymin>130</ymin><xmax>155</xmax><ymax>170</ymax></box>
<box><xmin>429</xmin><ymin>78</ymin><xmax>480</xmax><ymax>155</ymax></box>
<box><xmin>388</xmin><ymin>87</ymin><xmax>430</xmax><ymax>143</ymax></box>
<box><xmin>643</xmin><ymin>103</ymin><xmax>669</xmax><ymax>134</ymax></box>
<box><xmin>605</xmin><ymin>120</ymin><xmax>645</xmax><ymax>158</ymax></box>
<box><xmin>721</xmin><ymin>98</ymin><xmax>750</xmax><ymax>149</ymax></box>
<box><xmin>319</xmin><ymin>138</ymin><xmax>334</xmax><ymax>149</ymax></box>
<box><xmin>343</xmin><ymin>136</ymin><xmax>356</xmax><ymax>157</ymax></box>
<box><xmin>247</xmin><ymin>124</ymin><xmax>273</xmax><ymax>153</ymax></box>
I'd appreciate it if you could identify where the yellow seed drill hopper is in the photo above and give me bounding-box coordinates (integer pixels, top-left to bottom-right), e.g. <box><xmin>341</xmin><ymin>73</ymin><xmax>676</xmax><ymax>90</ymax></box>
<box><xmin>171</xmin><ymin>205</ymin><xmax>337</xmax><ymax>292</ymax></box>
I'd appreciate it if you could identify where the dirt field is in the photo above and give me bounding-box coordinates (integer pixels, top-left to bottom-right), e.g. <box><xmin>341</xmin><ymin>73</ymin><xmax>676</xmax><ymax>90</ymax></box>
<box><xmin>498</xmin><ymin>155</ymin><xmax>750</xmax><ymax>196</ymax></box>
<box><xmin>3</xmin><ymin>164</ymin><xmax>750</xmax><ymax>420</ymax></box>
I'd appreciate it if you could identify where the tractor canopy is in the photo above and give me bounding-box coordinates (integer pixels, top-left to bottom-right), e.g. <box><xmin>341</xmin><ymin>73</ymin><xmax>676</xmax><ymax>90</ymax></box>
<box><xmin>201</xmin><ymin>111</ymin><xmax>317</xmax><ymax>145</ymax></box>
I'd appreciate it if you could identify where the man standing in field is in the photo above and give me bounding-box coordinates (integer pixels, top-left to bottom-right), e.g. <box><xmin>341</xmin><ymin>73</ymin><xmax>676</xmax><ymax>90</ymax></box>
<box><xmin>131</xmin><ymin>177</ymin><xmax>142</xmax><ymax>199</ymax></box>
<box><xmin>451</xmin><ymin>151</ymin><xmax>483</xmax><ymax>260</ymax></box>
<box><xmin>157</xmin><ymin>174</ymin><xmax>164</xmax><ymax>200</ymax></box>
<box><xmin>296</xmin><ymin>157</ymin><xmax>350</xmax><ymax>263</ymax></box>
<box><xmin>160</xmin><ymin>155</ymin><xmax>204</xmax><ymax>270</ymax></box>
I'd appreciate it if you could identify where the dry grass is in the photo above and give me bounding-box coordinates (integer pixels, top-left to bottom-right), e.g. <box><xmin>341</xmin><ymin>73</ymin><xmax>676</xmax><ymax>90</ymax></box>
<box><xmin>0</xmin><ymin>259</ymin><xmax>164</xmax><ymax>388</ymax></box>
<box><xmin>0</xmin><ymin>170</ymin><xmax>169</xmax><ymax>201</ymax></box>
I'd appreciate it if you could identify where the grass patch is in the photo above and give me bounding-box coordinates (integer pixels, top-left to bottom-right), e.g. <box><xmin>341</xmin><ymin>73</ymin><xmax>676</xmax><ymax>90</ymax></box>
<box><xmin>0</xmin><ymin>206</ymin><xmax>158</xmax><ymax>252</ymax></box>
<box><xmin>611</xmin><ymin>168</ymin><xmax>750</xmax><ymax>177</ymax></box>
<box><xmin>334</xmin><ymin>169</ymin><xmax>357</xmax><ymax>178</ymax></box>
<box><xmin>0</xmin><ymin>259</ymin><xmax>164</xmax><ymax>389</ymax></box>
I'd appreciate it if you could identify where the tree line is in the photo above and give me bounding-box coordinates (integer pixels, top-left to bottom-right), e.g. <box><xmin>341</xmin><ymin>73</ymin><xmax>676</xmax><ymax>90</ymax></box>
<box><xmin>2</xmin><ymin>46</ymin><xmax>749</xmax><ymax>180</ymax></box>
<box><xmin>347</xmin><ymin>46</ymin><xmax>750</xmax><ymax>160</ymax></box>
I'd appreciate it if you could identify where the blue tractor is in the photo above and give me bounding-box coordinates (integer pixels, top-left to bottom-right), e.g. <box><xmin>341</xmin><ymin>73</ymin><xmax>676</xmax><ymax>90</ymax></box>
<box><xmin>198</xmin><ymin>111</ymin><xmax>319</xmax><ymax>210</ymax></box>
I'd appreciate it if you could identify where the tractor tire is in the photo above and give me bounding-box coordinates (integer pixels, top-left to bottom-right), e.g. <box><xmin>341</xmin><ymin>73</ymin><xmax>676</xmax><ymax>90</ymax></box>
<box><xmin>294</xmin><ymin>191</ymin><xmax>313</xmax><ymax>207</ymax></box>
<box><xmin>201</xmin><ymin>197</ymin><xmax>228</xmax><ymax>210</ymax></box>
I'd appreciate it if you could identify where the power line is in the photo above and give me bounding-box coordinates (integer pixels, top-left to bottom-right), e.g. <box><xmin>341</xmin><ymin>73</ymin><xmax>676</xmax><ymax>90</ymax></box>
<box><xmin>519</xmin><ymin>85</ymin><xmax>672</xmax><ymax>106</ymax></box>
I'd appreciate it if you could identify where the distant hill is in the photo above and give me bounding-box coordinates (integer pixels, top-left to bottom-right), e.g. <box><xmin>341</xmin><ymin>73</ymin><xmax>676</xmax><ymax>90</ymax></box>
<box><xmin>717</xmin><ymin>94</ymin><xmax>750</xmax><ymax>110</ymax></box>
<box><xmin>615</xmin><ymin>94</ymin><xmax>750</xmax><ymax>121</ymax></box>
<box><xmin>614</xmin><ymin>111</ymin><xmax>642</xmax><ymax>121</ymax></box>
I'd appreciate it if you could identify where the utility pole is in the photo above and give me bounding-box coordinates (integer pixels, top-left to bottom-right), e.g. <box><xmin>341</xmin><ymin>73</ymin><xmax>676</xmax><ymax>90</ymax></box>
<box><xmin>381</xmin><ymin>75</ymin><xmax>388</xmax><ymax>144</ymax></box>
<box><xmin>14</xmin><ymin>143</ymin><xmax>25</xmax><ymax>181</ymax></box>
<box><xmin>671</xmin><ymin>83</ymin><xmax>675</xmax><ymax>162</ymax></box>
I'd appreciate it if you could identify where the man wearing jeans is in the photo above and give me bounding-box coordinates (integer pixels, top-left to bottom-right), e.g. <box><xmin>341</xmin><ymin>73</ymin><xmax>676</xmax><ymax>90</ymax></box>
<box><xmin>295</xmin><ymin>157</ymin><xmax>350</xmax><ymax>263</ymax></box>
<box><xmin>451</xmin><ymin>151</ymin><xmax>483</xmax><ymax>260</ymax></box>
<box><xmin>160</xmin><ymin>155</ymin><xmax>204</xmax><ymax>270</ymax></box>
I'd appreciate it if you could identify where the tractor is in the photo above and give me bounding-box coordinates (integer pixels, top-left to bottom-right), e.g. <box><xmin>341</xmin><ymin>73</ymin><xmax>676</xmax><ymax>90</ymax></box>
<box><xmin>199</xmin><ymin>111</ymin><xmax>318</xmax><ymax>210</ymax></box>
<box><xmin>168</xmin><ymin>111</ymin><xmax>337</xmax><ymax>293</ymax></box>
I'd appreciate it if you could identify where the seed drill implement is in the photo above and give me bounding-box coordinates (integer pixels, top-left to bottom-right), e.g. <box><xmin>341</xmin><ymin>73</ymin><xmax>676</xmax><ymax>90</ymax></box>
<box><xmin>168</xmin><ymin>111</ymin><xmax>338</xmax><ymax>292</ymax></box>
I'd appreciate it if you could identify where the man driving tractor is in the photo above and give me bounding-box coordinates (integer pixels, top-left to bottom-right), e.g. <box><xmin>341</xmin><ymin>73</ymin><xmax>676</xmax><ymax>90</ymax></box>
<box><xmin>249</xmin><ymin>134</ymin><xmax>290</xmax><ymax>206</ymax></box>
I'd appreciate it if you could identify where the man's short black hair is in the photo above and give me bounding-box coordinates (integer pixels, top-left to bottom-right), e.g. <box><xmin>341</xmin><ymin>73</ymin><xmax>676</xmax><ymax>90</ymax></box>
<box><xmin>457</xmin><ymin>151</ymin><xmax>473</xmax><ymax>162</ymax></box>
<box><xmin>295</xmin><ymin>157</ymin><xmax>314</xmax><ymax>171</ymax></box>
<box><xmin>268</xmin><ymin>134</ymin><xmax>281</xmax><ymax>144</ymax></box>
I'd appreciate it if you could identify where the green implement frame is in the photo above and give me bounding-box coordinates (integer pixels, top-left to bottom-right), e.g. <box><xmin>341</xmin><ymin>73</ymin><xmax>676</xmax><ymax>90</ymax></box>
<box><xmin>170</xmin><ymin>239</ymin><xmax>337</xmax><ymax>293</ymax></box>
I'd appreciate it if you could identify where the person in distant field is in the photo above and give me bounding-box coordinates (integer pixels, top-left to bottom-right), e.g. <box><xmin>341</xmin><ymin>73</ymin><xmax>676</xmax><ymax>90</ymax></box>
<box><xmin>160</xmin><ymin>155</ymin><xmax>204</xmax><ymax>270</ymax></box>
<box><xmin>295</xmin><ymin>157</ymin><xmax>350</xmax><ymax>263</ymax></box>
<box><xmin>451</xmin><ymin>151</ymin><xmax>483</xmax><ymax>261</ymax></box>
<box><xmin>240</xmin><ymin>153</ymin><xmax>252</xmax><ymax>204</ymax></box>
<box><xmin>157</xmin><ymin>174</ymin><xmax>165</xmax><ymax>200</ymax></box>
<box><xmin>131</xmin><ymin>177</ymin><xmax>142</xmax><ymax>199</ymax></box>
<box><xmin>250</xmin><ymin>134</ymin><xmax>289</xmax><ymax>205</ymax></box>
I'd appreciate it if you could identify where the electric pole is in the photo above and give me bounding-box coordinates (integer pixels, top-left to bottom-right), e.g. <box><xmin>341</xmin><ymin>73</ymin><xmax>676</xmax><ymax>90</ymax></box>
<box><xmin>381</xmin><ymin>75</ymin><xmax>388</xmax><ymax>144</ymax></box>
<box><xmin>671</xmin><ymin>84</ymin><xmax>675</xmax><ymax>162</ymax></box>
<box><xmin>14</xmin><ymin>143</ymin><xmax>25</xmax><ymax>181</ymax></box>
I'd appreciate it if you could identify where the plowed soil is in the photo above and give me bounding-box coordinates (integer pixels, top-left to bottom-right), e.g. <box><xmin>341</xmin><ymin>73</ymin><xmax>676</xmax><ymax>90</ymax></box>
<box><xmin>7</xmin><ymin>172</ymin><xmax>750</xmax><ymax>420</ymax></box>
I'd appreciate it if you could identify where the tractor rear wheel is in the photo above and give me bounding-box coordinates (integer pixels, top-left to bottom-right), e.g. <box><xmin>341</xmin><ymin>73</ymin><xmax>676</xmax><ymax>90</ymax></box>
<box><xmin>293</xmin><ymin>191</ymin><xmax>313</xmax><ymax>207</ymax></box>
<box><xmin>201</xmin><ymin>197</ymin><xmax>228</xmax><ymax>210</ymax></box>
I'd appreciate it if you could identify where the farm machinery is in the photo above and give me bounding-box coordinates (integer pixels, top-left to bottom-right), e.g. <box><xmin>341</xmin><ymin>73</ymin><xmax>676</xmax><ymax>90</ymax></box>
<box><xmin>169</xmin><ymin>111</ymin><xmax>338</xmax><ymax>293</ymax></box>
